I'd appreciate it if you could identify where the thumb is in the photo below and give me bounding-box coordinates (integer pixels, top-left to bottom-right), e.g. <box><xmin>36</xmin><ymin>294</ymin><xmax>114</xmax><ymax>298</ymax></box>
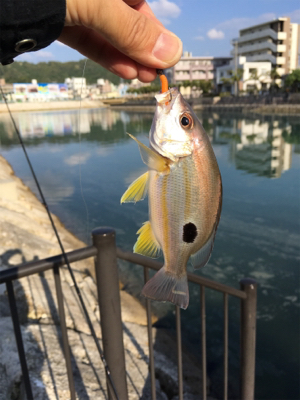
<box><xmin>68</xmin><ymin>0</ymin><xmax>182</xmax><ymax>69</ymax></box>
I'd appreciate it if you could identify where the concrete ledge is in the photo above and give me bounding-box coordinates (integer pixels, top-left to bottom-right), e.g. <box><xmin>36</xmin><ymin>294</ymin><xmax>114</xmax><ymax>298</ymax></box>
<box><xmin>0</xmin><ymin>100</ymin><xmax>106</xmax><ymax>114</ymax></box>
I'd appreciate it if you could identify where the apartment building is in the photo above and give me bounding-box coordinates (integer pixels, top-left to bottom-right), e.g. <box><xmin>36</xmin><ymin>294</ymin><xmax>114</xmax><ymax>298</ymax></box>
<box><xmin>172</xmin><ymin>52</ymin><xmax>232</xmax><ymax>84</ymax></box>
<box><xmin>233</xmin><ymin>17</ymin><xmax>299</xmax><ymax>76</ymax></box>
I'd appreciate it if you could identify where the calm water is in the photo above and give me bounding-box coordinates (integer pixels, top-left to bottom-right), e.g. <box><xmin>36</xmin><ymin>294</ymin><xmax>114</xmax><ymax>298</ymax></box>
<box><xmin>0</xmin><ymin>107</ymin><xmax>299</xmax><ymax>399</ymax></box>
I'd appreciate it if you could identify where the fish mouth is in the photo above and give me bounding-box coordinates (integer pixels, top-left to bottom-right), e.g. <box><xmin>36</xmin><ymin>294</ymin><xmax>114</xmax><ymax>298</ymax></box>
<box><xmin>155</xmin><ymin>87</ymin><xmax>178</xmax><ymax>107</ymax></box>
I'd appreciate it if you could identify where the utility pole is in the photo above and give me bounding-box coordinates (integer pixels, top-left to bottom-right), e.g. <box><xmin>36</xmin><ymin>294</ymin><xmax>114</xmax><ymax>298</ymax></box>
<box><xmin>234</xmin><ymin>40</ymin><xmax>238</xmax><ymax>96</ymax></box>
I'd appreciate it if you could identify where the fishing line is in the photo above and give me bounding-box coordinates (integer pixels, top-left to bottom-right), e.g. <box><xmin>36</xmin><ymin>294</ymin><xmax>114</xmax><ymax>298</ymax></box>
<box><xmin>0</xmin><ymin>82</ymin><xmax>120</xmax><ymax>400</ymax></box>
<box><xmin>78</xmin><ymin>58</ymin><xmax>90</xmax><ymax>244</ymax></box>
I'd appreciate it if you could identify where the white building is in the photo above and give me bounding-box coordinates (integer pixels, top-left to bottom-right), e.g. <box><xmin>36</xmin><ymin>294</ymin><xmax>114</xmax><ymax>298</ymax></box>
<box><xmin>173</xmin><ymin>52</ymin><xmax>231</xmax><ymax>84</ymax></box>
<box><xmin>232</xmin><ymin>17</ymin><xmax>300</xmax><ymax>76</ymax></box>
<box><xmin>216</xmin><ymin>56</ymin><xmax>272</xmax><ymax>93</ymax></box>
<box><xmin>65</xmin><ymin>77</ymin><xmax>87</xmax><ymax>98</ymax></box>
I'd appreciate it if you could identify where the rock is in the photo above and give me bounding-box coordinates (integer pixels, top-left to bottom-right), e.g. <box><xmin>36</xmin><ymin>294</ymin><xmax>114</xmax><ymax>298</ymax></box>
<box><xmin>120</xmin><ymin>288</ymin><xmax>157</xmax><ymax>326</ymax></box>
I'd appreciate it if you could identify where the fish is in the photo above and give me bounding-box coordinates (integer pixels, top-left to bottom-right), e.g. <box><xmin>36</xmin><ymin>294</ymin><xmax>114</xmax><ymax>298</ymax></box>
<box><xmin>121</xmin><ymin>83</ymin><xmax>222</xmax><ymax>309</ymax></box>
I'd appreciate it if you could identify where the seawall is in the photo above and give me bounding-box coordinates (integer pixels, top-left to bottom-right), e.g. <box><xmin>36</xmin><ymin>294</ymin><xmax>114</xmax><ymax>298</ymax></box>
<box><xmin>0</xmin><ymin>100</ymin><xmax>106</xmax><ymax>114</ymax></box>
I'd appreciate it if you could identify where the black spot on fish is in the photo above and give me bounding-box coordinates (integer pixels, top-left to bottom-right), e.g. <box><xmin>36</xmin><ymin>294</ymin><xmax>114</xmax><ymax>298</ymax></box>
<box><xmin>183</xmin><ymin>223</ymin><xmax>197</xmax><ymax>243</ymax></box>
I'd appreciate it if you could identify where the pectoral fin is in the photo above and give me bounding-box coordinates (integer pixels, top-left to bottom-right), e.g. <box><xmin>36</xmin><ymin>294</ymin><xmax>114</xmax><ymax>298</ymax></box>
<box><xmin>127</xmin><ymin>133</ymin><xmax>169</xmax><ymax>173</ymax></box>
<box><xmin>121</xmin><ymin>172</ymin><xmax>149</xmax><ymax>203</ymax></box>
<box><xmin>134</xmin><ymin>221</ymin><xmax>161</xmax><ymax>258</ymax></box>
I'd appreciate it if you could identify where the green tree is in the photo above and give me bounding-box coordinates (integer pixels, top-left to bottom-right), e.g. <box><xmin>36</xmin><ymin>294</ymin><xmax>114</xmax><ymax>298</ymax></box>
<box><xmin>0</xmin><ymin>60</ymin><xmax>121</xmax><ymax>85</ymax></box>
<box><xmin>221</xmin><ymin>68</ymin><xmax>243</xmax><ymax>95</ymax></box>
<box><xmin>231</xmin><ymin>68</ymin><xmax>243</xmax><ymax>95</ymax></box>
<box><xmin>245</xmin><ymin>68</ymin><xmax>269</xmax><ymax>94</ymax></box>
<box><xmin>285</xmin><ymin>69</ymin><xmax>300</xmax><ymax>92</ymax></box>
<box><xmin>199</xmin><ymin>80</ymin><xmax>213</xmax><ymax>94</ymax></box>
<box><xmin>268</xmin><ymin>68</ymin><xmax>281</xmax><ymax>93</ymax></box>
<box><xmin>182</xmin><ymin>80</ymin><xmax>191</xmax><ymax>88</ymax></box>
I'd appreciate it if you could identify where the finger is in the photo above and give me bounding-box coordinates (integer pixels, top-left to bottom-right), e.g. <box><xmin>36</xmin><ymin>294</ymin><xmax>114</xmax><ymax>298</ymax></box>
<box><xmin>122</xmin><ymin>0</ymin><xmax>144</xmax><ymax>6</ymax></box>
<box><xmin>59</xmin><ymin>26</ymin><xmax>138</xmax><ymax>79</ymax></box>
<box><xmin>69</xmin><ymin>0</ymin><xmax>182</xmax><ymax>69</ymax></box>
<box><xmin>135</xmin><ymin>64</ymin><xmax>157</xmax><ymax>82</ymax></box>
<box><xmin>59</xmin><ymin>26</ymin><xmax>157</xmax><ymax>82</ymax></box>
<box><xmin>124</xmin><ymin>0</ymin><xmax>163</xmax><ymax>26</ymax></box>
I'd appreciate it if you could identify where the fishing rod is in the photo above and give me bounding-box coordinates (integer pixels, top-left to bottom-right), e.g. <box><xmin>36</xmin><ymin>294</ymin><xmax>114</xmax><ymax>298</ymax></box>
<box><xmin>0</xmin><ymin>83</ymin><xmax>120</xmax><ymax>400</ymax></box>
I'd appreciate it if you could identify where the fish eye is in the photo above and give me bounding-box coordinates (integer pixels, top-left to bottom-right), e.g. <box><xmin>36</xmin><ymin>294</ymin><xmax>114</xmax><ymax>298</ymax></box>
<box><xmin>180</xmin><ymin>113</ymin><xmax>193</xmax><ymax>129</ymax></box>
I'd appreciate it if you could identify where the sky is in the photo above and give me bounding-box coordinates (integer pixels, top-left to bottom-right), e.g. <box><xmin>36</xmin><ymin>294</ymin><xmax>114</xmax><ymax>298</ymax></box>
<box><xmin>17</xmin><ymin>0</ymin><xmax>300</xmax><ymax>63</ymax></box>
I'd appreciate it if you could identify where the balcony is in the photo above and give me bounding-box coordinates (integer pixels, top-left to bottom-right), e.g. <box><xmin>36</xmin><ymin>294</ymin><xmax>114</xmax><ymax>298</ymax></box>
<box><xmin>277</xmin><ymin>44</ymin><xmax>286</xmax><ymax>52</ymax></box>
<box><xmin>277</xmin><ymin>32</ymin><xmax>287</xmax><ymax>40</ymax></box>
<box><xmin>238</xmin><ymin>41</ymin><xmax>277</xmax><ymax>54</ymax></box>
<box><xmin>245</xmin><ymin>53</ymin><xmax>276</xmax><ymax>64</ymax></box>
<box><xmin>191</xmin><ymin>72</ymin><xmax>208</xmax><ymax>80</ymax></box>
<box><xmin>174</xmin><ymin>65</ymin><xmax>190</xmax><ymax>71</ymax></box>
<box><xmin>191</xmin><ymin>64</ymin><xmax>213</xmax><ymax>71</ymax></box>
<box><xmin>237</xmin><ymin>29</ymin><xmax>278</xmax><ymax>44</ymax></box>
<box><xmin>276</xmin><ymin>57</ymin><xmax>286</xmax><ymax>65</ymax></box>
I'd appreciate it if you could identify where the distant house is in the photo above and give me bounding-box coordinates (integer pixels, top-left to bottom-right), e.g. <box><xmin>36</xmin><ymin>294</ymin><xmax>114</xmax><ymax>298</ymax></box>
<box><xmin>172</xmin><ymin>52</ymin><xmax>232</xmax><ymax>86</ymax></box>
<box><xmin>12</xmin><ymin>79</ymin><xmax>68</xmax><ymax>102</ymax></box>
<box><xmin>216</xmin><ymin>56</ymin><xmax>272</xmax><ymax>94</ymax></box>
<box><xmin>65</xmin><ymin>77</ymin><xmax>87</xmax><ymax>99</ymax></box>
<box><xmin>0</xmin><ymin>78</ymin><xmax>13</xmax><ymax>99</ymax></box>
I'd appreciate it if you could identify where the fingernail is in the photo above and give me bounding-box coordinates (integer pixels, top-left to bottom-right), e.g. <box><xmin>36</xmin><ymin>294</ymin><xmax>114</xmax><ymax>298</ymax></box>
<box><xmin>152</xmin><ymin>33</ymin><xmax>182</xmax><ymax>63</ymax></box>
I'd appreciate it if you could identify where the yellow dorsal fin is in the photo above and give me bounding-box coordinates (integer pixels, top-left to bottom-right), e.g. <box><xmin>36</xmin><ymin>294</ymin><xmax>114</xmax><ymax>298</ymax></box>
<box><xmin>121</xmin><ymin>172</ymin><xmax>149</xmax><ymax>203</ymax></box>
<box><xmin>127</xmin><ymin>133</ymin><xmax>169</xmax><ymax>173</ymax></box>
<box><xmin>134</xmin><ymin>221</ymin><xmax>161</xmax><ymax>258</ymax></box>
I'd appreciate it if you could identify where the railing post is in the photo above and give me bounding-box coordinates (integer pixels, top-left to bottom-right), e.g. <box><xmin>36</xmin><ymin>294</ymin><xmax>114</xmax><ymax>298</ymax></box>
<box><xmin>92</xmin><ymin>227</ymin><xmax>128</xmax><ymax>400</ymax></box>
<box><xmin>6</xmin><ymin>281</ymin><xmax>33</xmax><ymax>400</ymax></box>
<box><xmin>240</xmin><ymin>278</ymin><xmax>257</xmax><ymax>400</ymax></box>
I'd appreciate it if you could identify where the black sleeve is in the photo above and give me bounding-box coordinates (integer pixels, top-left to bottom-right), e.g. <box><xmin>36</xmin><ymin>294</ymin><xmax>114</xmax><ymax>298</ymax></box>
<box><xmin>0</xmin><ymin>0</ymin><xmax>66</xmax><ymax>65</ymax></box>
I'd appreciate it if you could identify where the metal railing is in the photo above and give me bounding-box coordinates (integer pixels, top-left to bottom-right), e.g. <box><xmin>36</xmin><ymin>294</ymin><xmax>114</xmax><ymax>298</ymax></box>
<box><xmin>0</xmin><ymin>227</ymin><xmax>257</xmax><ymax>400</ymax></box>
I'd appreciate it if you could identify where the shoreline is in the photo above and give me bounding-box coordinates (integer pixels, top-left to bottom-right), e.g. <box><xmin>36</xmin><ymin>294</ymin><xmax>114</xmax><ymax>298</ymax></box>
<box><xmin>0</xmin><ymin>100</ymin><xmax>107</xmax><ymax>114</ymax></box>
<box><xmin>1</xmin><ymin>99</ymin><xmax>299</xmax><ymax>115</ymax></box>
<box><xmin>111</xmin><ymin>102</ymin><xmax>300</xmax><ymax>115</ymax></box>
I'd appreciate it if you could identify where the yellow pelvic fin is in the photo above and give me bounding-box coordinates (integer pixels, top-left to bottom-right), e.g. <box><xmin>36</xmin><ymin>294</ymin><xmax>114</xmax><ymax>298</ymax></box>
<box><xmin>134</xmin><ymin>221</ymin><xmax>161</xmax><ymax>258</ymax></box>
<box><xmin>127</xmin><ymin>133</ymin><xmax>169</xmax><ymax>173</ymax></box>
<box><xmin>120</xmin><ymin>172</ymin><xmax>149</xmax><ymax>203</ymax></box>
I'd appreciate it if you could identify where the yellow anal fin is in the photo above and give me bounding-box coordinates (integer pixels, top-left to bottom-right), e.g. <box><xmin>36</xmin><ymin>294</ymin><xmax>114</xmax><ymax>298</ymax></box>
<box><xmin>127</xmin><ymin>133</ymin><xmax>170</xmax><ymax>173</ymax></box>
<box><xmin>121</xmin><ymin>172</ymin><xmax>149</xmax><ymax>203</ymax></box>
<box><xmin>134</xmin><ymin>221</ymin><xmax>161</xmax><ymax>258</ymax></box>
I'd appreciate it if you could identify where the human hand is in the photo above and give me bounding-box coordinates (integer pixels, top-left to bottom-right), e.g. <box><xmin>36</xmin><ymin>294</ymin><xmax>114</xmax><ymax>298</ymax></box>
<box><xmin>59</xmin><ymin>0</ymin><xmax>182</xmax><ymax>82</ymax></box>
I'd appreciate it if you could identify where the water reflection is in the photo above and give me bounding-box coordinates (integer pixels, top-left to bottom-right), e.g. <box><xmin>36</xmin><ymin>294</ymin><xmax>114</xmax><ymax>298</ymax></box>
<box><xmin>227</xmin><ymin>120</ymin><xmax>292</xmax><ymax>178</ymax></box>
<box><xmin>1</xmin><ymin>109</ymin><xmax>297</xmax><ymax>180</ymax></box>
<box><xmin>0</xmin><ymin>109</ymin><xmax>151</xmax><ymax>136</ymax></box>
<box><xmin>0</xmin><ymin>108</ymin><xmax>153</xmax><ymax>147</ymax></box>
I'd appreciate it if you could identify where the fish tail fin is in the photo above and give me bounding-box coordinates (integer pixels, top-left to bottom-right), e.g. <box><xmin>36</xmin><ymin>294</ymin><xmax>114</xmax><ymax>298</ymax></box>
<box><xmin>141</xmin><ymin>267</ymin><xmax>189</xmax><ymax>309</ymax></box>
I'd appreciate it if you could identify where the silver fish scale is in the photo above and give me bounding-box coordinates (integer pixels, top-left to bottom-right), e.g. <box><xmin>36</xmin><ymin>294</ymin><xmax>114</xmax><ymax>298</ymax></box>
<box><xmin>149</xmin><ymin>154</ymin><xmax>216</xmax><ymax>277</ymax></box>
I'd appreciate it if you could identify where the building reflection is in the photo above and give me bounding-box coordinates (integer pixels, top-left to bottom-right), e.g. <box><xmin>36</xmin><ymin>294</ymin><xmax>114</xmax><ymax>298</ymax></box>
<box><xmin>212</xmin><ymin>116</ymin><xmax>292</xmax><ymax>178</ymax></box>
<box><xmin>0</xmin><ymin>108</ymin><xmax>131</xmax><ymax>138</ymax></box>
<box><xmin>0</xmin><ymin>109</ymin><xmax>295</xmax><ymax>179</ymax></box>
